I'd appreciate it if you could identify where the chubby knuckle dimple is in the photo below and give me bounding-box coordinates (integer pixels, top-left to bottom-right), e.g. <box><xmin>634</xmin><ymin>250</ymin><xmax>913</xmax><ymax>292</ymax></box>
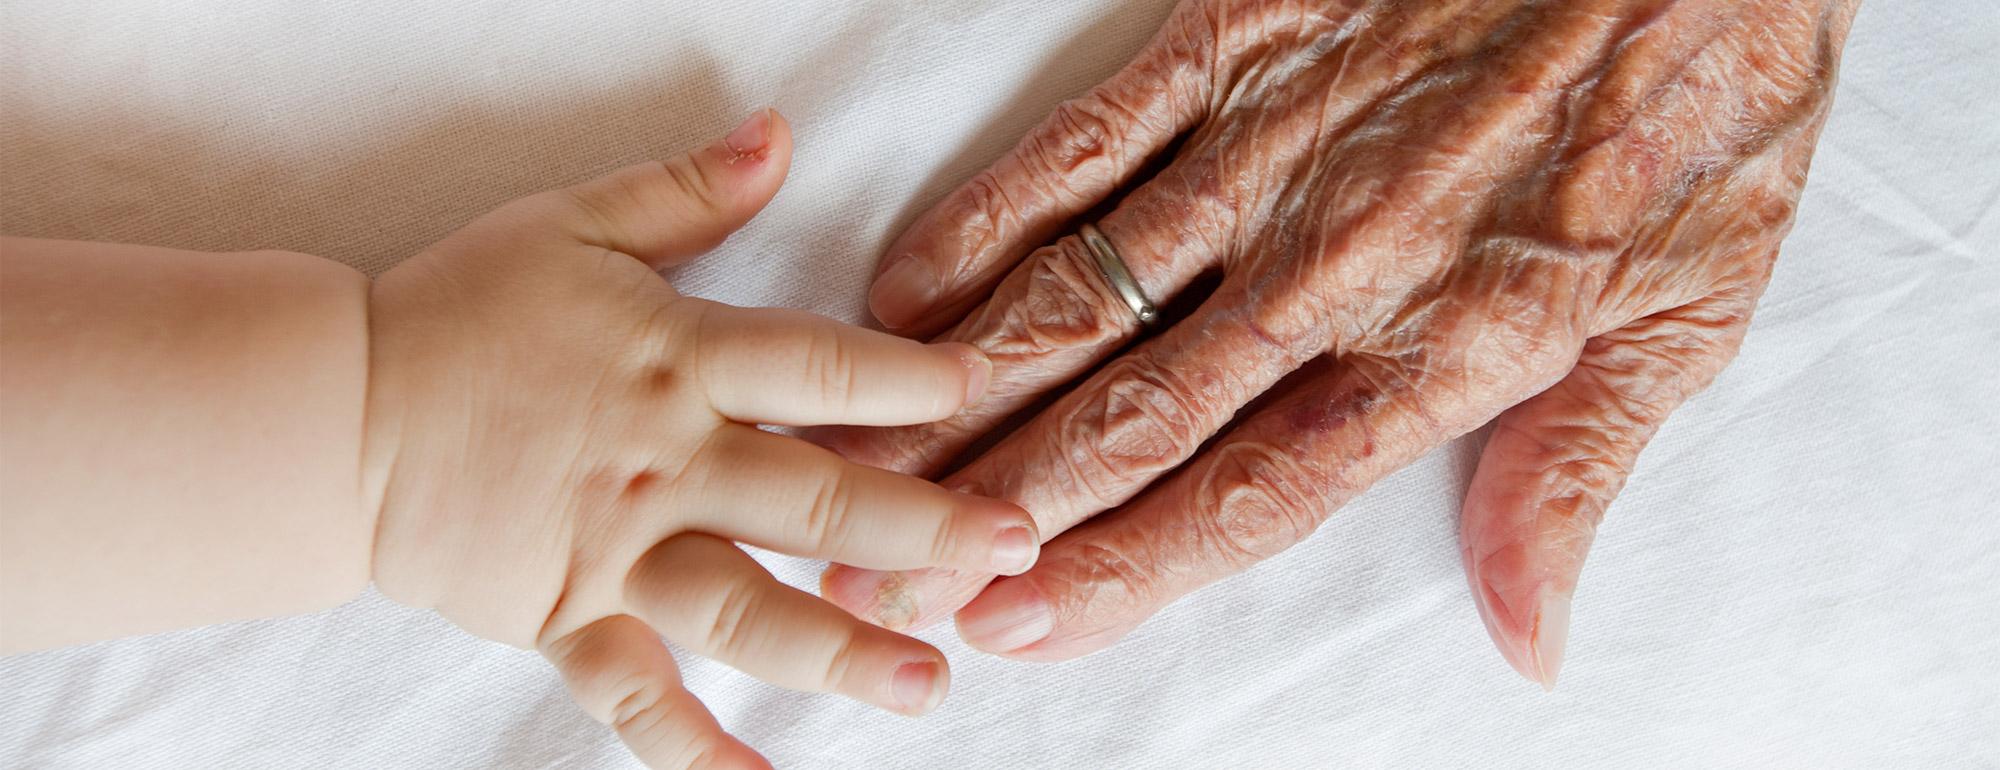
<box><xmin>642</xmin><ymin>298</ymin><xmax>699</xmax><ymax>358</ymax></box>
<box><xmin>1195</xmin><ymin>442</ymin><xmax>1328</xmax><ymax>564</ymax></box>
<box><xmin>798</xmin><ymin>324</ymin><xmax>859</xmax><ymax>412</ymax></box>
<box><xmin>699</xmin><ymin>580</ymin><xmax>762</xmax><ymax>658</ymax></box>
<box><xmin>817</xmin><ymin>633</ymin><xmax>862</xmax><ymax>694</ymax></box>
<box><xmin>801</xmin><ymin>471</ymin><xmax>857</xmax><ymax>552</ymax></box>
<box><xmin>980</xmin><ymin>240</ymin><xmax>1129</xmax><ymax>360</ymax></box>
<box><xmin>921</xmin><ymin>498</ymin><xmax>971</xmax><ymax>567</ymax></box>
<box><xmin>606</xmin><ymin>673</ymin><xmax>668</xmax><ymax>729</ymax></box>
<box><xmin>614</xmin><ymin>696</ymin><xmax>709</xmax><ymax>765</ymax></box>
<box><xmin>675</xmin><ymin>736</ymin><xmax>744</xmax><ymax>770</ymax></box>
<box><xmin>547</xmin><ymin>628</ymin><xmax>648</xmax><ymax>724</ymax></box>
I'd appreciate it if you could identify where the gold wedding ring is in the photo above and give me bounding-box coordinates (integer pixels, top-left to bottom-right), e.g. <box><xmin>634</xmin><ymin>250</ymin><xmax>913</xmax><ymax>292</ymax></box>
<box><xmin>1078</xmin><ymin>223</ymin><xmax>1159</xmax><ymax>326</ymax></box>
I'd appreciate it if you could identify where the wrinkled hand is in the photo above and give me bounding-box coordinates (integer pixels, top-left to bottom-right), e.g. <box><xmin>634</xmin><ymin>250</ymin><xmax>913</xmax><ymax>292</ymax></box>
<box><xmin>812</xmin><ymin>0</ymin><xmax>1858</xmax><ymax>685</ymax></box>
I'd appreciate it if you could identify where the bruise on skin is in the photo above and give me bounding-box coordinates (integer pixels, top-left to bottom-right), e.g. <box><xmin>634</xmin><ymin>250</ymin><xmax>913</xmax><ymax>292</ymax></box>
<box><xmin>1286</xmin><ymin>381</ymin><xmax>1382</xmax><ymax>438</ymax></box>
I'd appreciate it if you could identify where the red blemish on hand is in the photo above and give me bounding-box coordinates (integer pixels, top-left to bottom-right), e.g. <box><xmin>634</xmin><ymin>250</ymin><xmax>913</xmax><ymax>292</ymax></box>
<box><xmin>1245</xmin><ymin>319</ymin><xmax>1287</xmax><ymax>352</ymax></box>
<box><xmin>1289</xmin><ymin>385</ymin><xmax>1380</xmax><ymax>435</ymax></box>
<box><xmin>725</xmin><ymin>147</ymin><xmax>768</xmax><ymax>165</ymax></box>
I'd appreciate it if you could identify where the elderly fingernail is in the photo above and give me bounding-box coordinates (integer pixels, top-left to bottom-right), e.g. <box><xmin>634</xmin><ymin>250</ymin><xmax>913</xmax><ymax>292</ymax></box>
<box><xmin>891</xmin><ymin>660</ymin><xmax>945</xmax><ymax>715</ymax></box>
<box><xmin>870</xmin><ymin>256</ymin><xmax>939</xmax><ymax>329</ymax></box>
<box><xmin>989</xmin><ymin>525</ymin><xmax>1036</xmax><ymax>575</ymax></box>
<box><xmin>722</xmin><ymin>108</ymin><xmax>772</xmax><ymax>160</ymax></box>
<box><xmin>823</xmin><ymin>565</ymin><xmax>920</xmax><ymax>630</ymax></box>
<box><xmin>1527</xmin><ymin>587</ymin><xmax>1571</xmax><ymax>691</ymax></box>
<box><xmin>956</xmin><ymin>578</ymin><xmax>1053</xmax><ymax>653</ymax></box>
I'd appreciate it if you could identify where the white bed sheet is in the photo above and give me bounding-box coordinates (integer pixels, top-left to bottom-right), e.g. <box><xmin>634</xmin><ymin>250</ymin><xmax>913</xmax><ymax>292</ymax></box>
<box><xmin>2</xmin><ymin>1</ymin><xmax>1996</xmax><ymax>767</ymax></box>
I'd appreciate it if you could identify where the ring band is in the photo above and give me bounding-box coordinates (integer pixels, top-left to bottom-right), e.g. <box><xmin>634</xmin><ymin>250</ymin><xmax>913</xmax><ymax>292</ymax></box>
<box><xmin>1078</xmin><ymin>223</ymin><xmax>1159</xmax><ymax>326</ymax></box>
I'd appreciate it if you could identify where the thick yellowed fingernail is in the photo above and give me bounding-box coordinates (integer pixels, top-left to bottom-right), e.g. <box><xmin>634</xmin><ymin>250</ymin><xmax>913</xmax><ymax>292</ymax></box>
<box><xmin>871</xmin><ymin>256</ymin><xmax>939</xmax><ymax>329</ymax></box>
<box><xmin>892</xmin><ymin>660</ymin><xmax>944</xmax><ymax>714</ymax></box>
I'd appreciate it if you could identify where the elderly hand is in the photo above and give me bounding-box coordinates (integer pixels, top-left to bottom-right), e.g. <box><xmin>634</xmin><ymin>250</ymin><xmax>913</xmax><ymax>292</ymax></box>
<box><xmin>811</xmin><ymin>0</ymin><xmax>1859</xmax><ymax>685</ymax></box>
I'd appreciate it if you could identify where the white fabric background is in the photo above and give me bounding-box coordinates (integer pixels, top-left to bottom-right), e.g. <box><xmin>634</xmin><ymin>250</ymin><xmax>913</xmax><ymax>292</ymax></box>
<box><xmin>3</xmin><ymin>1</ymin><xmax>1996</xmax><ymax>767</ymax></box>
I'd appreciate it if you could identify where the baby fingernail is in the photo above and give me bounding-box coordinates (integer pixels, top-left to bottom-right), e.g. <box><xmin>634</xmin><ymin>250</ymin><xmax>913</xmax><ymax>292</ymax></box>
<box><xmin>722</xmin><ymin>108</ymin><xmax>772</xmax><ymax>160</ymax></box>
<box><xmin>892</xmin><ymin>660</ymin><xmax>944</xmax><ymax>714</ymax></box>
<box><xmin>870</xmin><ymin>256</ymin><xmax>938</xmax><ymax>329</ymax></box>
<box><xmin>949</xmin><ymin>344</ymin><xmax>992</xmax><ymax>407</ymax></box>
<box><xmin>956</xmin><ymin>579</ymin><xmax>1053</xmax><ymax>653</ymax></box>
<box><xmin>990</xmin><ymin>525</ymin><xmax>1036</xmax><ymax>574</ymax></box>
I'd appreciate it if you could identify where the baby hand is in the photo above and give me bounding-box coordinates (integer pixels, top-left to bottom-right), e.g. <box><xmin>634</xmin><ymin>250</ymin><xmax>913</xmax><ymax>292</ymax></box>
<box><xmin>361</xmin><ymin>110</ymin><xmax>1034</xmax><ymax>768</ymax></box>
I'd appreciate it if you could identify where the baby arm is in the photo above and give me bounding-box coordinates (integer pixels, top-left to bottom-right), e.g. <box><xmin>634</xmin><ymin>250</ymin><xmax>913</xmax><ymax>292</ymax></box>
<box><xmin>1</xmin><ymin>109</ymin><xmax>1034</xmax><ymax>769</ymax></box>
<box><xmin>1</xmin><ymin>237</ymin><xmax>373</xmax><ymax>651</ymax></box>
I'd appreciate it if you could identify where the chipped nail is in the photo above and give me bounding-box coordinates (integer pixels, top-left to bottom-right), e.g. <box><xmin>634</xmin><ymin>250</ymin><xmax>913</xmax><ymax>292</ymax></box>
<box><xmin>891</xmin><ymin>660</ymin><xmax>944</xmax><ymax>714</ymax></box>
<box><xmin>990</xmin><ymin>525</ymin><xmax>1036</xmax><ymax>575</ymax></box>
<box><xmin>869</xmin><ymin>256</ymin><xmax>939</xmax><ymax>329</ymax></box>
<box><xmin>956</xmin><ymin>578</ymin><xmax>1053</xmax><ymax>653</ymax></box>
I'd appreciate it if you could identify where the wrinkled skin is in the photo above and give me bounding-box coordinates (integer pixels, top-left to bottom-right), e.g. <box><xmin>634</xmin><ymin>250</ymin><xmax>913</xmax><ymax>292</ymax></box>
<box><xmin>812</xmin><ymin>0</ymin><xmax>1859</xmax><ymax>686</ymax></box>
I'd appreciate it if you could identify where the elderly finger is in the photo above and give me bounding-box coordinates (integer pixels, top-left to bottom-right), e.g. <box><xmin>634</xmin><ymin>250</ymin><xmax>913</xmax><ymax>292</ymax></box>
<box><xmin>626</xmin><ymin>533</ymin><xmax>950</xmax><ymax>715</ymax></box>
<box><xmin>821</xmin><ymin>284</ymin><xmax>1319</xmax><ymax>630</ymax></box>
<box><xmin>689</xmin><ymin>301</ymin><xmax>991</xmax><ymax>427</ymax></box>
<box><xmin>868</xmin><ymin>10</ymin><xmax>1215</xmax><ymax>333</ymax></box>
<box><xmin>541</xmin><ymin>615</ymin><xmax>770</xmax><ymax>770</ymax></box>
<box><xmin>952</xmin><ymin>349</ymin><xmax>1552</xmax><ymax>660</ymax></box>
<box><xmin>811</xmin><ymin>0</ymin><xmax>1545</xmax><ymax>478</ymax></box>
<box><xmin>810</xmin><ymin>167</ymin><xmax>1234</xmax><ymax>477</ymax></box>
<box><xmin>552</xmin><ymin>109</ymin><xmax>793</xmax><ymax>269</ymax></box>
<box><xmin>1462</xmin><ymin>290</ymin><xmax>1757</xmax><ymax>689</ymax></box>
